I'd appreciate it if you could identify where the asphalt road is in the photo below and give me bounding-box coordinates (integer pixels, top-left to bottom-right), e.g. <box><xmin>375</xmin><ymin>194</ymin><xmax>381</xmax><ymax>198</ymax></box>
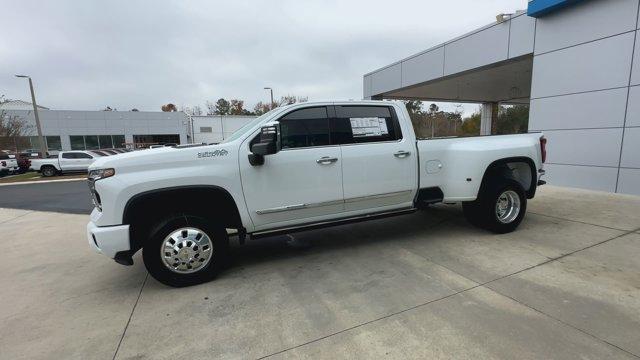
<box><xmin>0</xmin><ymin>180</ymin><xmax>93</xmax><ymax>214</ymax></box>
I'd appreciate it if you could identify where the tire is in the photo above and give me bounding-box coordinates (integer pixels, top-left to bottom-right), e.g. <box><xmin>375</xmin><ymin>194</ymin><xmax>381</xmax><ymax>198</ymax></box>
<box><xmin>462</xmin><ymin>178</ymin><xmax>527</xmax><ymax>234</ymax></box>
<box><xmin>143</xmin><ymin>214</ymin><xmax>229</xmax><ymax>287</ymax></box>
<box><xmin>41</xmin><ymin>166</ymin><xmax>57</xmax><ymax>177</ymax></box>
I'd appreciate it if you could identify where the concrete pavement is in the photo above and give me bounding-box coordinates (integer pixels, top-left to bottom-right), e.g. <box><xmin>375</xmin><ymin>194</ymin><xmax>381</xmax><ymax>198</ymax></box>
<box><xmin>0</xmin><ymin>185</ymin><xmax>638</xmax><ymax>359</ymax></box>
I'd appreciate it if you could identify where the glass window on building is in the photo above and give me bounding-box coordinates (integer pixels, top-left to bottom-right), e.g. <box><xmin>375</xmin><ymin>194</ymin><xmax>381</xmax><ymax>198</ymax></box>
<box><xmin>28</xmin><ymin>136</ymin><xmax>42</xmax><ymax>150</ymax></box>
<box><xmin>70</xmin><ymin>136</ymin><xmax>85</xmax><ymax>150</ymax></box>
<box><xmin>98</xmin><ymin>135</ymin><xmax>113</xmax><ymax>148</ymax></box>
<box><xmin>46</xmin><ymin>136</ymin><xmax>62</xmax><ymax>150</ymax></box>
<box><xmin>200</xmin><ymin>127</ymin><xmax>212</xmax><ymax>133</ymax></box>
<box><xmin>112</xmin><ymin>135</ymin><xmax>125</xmax><ymax>148</ymax></box>
<box><xmin>84</xmin><ymin>135</ymin><xmax>99</xmax><ymax>149</ymax></box>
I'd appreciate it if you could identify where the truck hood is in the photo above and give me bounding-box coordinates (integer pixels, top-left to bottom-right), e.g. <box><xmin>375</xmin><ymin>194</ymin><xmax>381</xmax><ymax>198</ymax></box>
<box><xmin>89</xmin><ymin>144</ymin><xmax>228</xmax><ymax>173</ymax></box>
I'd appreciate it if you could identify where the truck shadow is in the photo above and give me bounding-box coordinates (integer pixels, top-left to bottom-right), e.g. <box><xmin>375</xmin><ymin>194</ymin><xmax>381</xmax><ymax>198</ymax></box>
<box><xmin>225</xmin><ymin>204</ymin><xmax>467</xmax><ymax>272</ymax></box>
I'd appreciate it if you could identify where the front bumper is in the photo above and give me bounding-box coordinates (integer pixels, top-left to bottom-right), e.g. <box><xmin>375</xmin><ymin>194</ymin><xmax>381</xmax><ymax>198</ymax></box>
<box><xmin>87</xmin><ymin>221</ymin><xmax>130</xmax><ymax>259</ymax></box>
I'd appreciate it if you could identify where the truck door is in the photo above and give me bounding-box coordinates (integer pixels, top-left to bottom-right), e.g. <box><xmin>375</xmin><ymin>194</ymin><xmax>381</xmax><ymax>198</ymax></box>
<box><xmin>74</xmin><ymin>152</ymin><xmax>95</xmax><ymax>171</ymax></box>
<box><xmin>334</xmin><ymin>105</ymin><xmax>416</xmax><ymax>212</ymax></box>
<box><xmin>60</xmin><ymin>152</ymin><xmax>78</xmax><ymax>171</ymax></box>
<box><xmin>239</xmin><ymin>106</ymin><xmax>344</xmax><ymax>230</ymax></box>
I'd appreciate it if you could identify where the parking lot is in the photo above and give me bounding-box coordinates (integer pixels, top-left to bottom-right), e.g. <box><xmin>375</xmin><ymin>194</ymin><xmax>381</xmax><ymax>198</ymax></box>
<box><xmin>0</xmin><ymin>184</ymin><xmax>638</xmax><ymax>359</ymax></box>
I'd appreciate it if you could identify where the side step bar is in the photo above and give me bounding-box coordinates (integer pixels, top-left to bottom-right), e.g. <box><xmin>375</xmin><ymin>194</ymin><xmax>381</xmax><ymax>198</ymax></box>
<box><xmin>250</xmin><ymin>207</ymin><xmax>416</xmax><ymax>239</ymax></box>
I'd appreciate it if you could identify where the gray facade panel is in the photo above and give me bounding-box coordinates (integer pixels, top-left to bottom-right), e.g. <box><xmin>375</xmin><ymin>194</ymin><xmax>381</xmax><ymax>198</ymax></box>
<box><xmin>531</xmin><ymin>32</ymin><xmax>635</xmax><ymax>98</ymax></box>
<box><xmin>533</xmin><ymin>0</ymin><xmax>638</xmax><ymax>54</ymax></box>
<box><xmin>370</xmin><ymin>63</ymin><xmax>401</xmax><ymax>96</ymax></box>
<box><xmin>401</xmin><ymin>46</ymin><xmax>445</xmax><ymax>87</ymax></box>
<box><xmin>529</xmin><ymin>88</ymin><xmax>628</xmax><ymax>130</ymax></box>
<box><xmin>620</xmin><ymin>127</ymin><xmax>640</xmax><ymax>168</ymax></box>
<box><xmin>508</xmin><ymin>14</ymin><xmax>536</xmax><ymax>58</ymax></box>
<box><xmin>625</xmin><ymin>85</ymin><xmax>640</xmax><ymax>127</ymax></box>
<box><xmin>363</xmin><ymin>76</ymin><xmax>372</xmax><ymax>98</ymax></box>
<box><xmin>617</xmin><ymin>168</ymin><xmax>640</xmax><ymax>195</ymax></box>
<box><xmin>543</xmin><ymin>128</ymin><xmax>623</xmax><ymax>167</ymax></box>
<box><xmin>543</xmin><ymin>163</ymin><xmax>618</xmax><ymax>192</ymax></box>
<box><xmin>443</xmin><ymin>22</ymin><xmax>510</xmax><ymax>76</ymax></box>
<box><xmin>631</xmin><ymin>30</ymin><xmax>640</xmax><ymax>86</ymax></box>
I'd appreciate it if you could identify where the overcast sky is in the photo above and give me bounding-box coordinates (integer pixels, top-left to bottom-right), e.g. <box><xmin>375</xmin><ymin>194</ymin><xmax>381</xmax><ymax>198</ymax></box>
<box><xmin>1</xmin><ymin>0</ymin><xmax>527</xmax><ymax>115</ymax></box>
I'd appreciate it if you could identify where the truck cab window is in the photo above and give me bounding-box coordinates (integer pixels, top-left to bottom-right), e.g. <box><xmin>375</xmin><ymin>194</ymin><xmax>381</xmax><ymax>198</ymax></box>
<box><xmin>331</xmin><ymin>106</ymin><xmax>402</xmax><ymax>144</ymax></box>
<box><xmin>279</xmin><ymin>107</ymin><xmax>330</xmax><ymax>149</ymax></box>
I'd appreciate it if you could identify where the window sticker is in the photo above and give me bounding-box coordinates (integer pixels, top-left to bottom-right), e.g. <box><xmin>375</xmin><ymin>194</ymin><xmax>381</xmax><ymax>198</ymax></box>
<box><xmin>349</xmin><ymin>117</ymin><xmax>388</xmax><ymax>137</ymax></box>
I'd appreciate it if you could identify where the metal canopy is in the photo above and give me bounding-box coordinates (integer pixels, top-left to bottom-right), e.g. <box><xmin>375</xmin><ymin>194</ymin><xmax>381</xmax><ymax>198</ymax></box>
<box><xmin>375</xmin><ymin>55</ymin><xmax>533</xmax><ymax>105</ymax></box>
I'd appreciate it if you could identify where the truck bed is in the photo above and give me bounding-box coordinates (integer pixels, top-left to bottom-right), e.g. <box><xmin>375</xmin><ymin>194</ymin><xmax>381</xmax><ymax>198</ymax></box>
<box><xmin>417</xmin><ymin>133</ymin><xmax>544</xmax><ymax>202</ymax></box>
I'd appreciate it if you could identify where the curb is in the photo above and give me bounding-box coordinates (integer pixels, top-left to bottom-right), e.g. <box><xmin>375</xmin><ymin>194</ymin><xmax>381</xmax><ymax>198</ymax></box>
<box><xmin>0</xmin><ymin>178</ymin><xmax>86</xmax><ymax>187</ymax></box>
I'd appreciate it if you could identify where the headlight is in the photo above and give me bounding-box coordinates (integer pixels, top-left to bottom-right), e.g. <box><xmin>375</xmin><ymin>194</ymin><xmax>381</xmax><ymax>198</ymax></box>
<box><xmin>88</xmin><ymin>168</ymin><xmax>115</xmax><ymax>181</ymax></box>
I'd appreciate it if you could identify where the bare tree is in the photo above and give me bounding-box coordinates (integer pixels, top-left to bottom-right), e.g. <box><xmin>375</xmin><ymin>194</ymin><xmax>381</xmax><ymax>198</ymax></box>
<box><xmin>0</xmin><ymin>110</ymin><xmax>33</xmax><ymax>152</ymax></box>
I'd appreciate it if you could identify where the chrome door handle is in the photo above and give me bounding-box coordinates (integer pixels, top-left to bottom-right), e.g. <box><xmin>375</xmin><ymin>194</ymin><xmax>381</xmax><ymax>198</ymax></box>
<box><xmin>316</xmin><ymin>156</ymin><xmax>338</xmax><ymax>165</ymax></box>
<box><xmin>394</xmin><ymin>150</ymin><xmax>411</xmax><ymax>158</ymax></box>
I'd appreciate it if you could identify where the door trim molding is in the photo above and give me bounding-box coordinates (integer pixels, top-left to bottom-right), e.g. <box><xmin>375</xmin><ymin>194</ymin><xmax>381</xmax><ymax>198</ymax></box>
<box><xmin>255</xmin><ymin>190</ymin><xmax>412</xmax><ymax>214</ymax></box>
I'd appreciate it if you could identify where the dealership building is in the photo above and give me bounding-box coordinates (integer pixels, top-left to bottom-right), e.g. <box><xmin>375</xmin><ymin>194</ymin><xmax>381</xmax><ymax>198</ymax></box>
<box><xmin>364</xmin><ymin>0</ymin><xmax>640</xmax><ymax>195</ymax></box>
<box><xmin>0</xmin><ymin>101</ymin><xmax>256</xmax><ymax>151</ymax></box>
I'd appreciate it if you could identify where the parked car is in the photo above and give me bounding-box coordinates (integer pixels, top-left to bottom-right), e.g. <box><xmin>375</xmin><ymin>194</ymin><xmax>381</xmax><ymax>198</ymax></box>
<box><xmin>30</xmin><ymin>150</ymin><xmax>101</xmax><ymax>177</ymax></box>
<box><xmin>89</xmin><ymin>150</ymin><xmax>109</xmax><ymax>157</ymax></box>
<box><xmin>0</xmin><ymin>153</ymin><xmax>19</xmax><ymax>176</ymax></box>
<box><xmin>86</xmin><ymin>100</ymin><xmax>547</xmax><ymax>287</ymax></box>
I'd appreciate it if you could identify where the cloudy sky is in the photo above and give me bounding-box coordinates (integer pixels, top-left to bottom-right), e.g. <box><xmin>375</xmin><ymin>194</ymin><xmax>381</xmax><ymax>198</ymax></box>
<box><xmin>1</xmin><ymin>0</ymin><xmax>527</xmax><ymax>115</ymax></box>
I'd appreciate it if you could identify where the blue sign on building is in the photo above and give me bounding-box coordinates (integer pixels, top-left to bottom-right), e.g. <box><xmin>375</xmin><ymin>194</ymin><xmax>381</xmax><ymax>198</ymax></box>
<box><xmin>527</xmin><ymin>0</ymin><xmax>585</xmax><ymax>17</ymax></box>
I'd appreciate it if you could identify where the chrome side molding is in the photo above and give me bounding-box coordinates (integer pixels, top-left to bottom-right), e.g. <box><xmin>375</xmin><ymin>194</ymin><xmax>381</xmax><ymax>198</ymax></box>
<box><xmin>255</xmin><ymin>190</ymin><xmax>413</xmax><ymax>214</ymax></box>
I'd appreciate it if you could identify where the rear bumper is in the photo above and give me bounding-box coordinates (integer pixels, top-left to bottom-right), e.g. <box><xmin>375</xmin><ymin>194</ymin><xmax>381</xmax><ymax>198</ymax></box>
<box><xmin>86</xmin><ymin>221</ymin><xmax>130</xmax><ymax>260</ymax></box>
<box><xmin>537</xmin><ymin>168</ymin><xmax>546</xmax><ymax>186</ymax></box>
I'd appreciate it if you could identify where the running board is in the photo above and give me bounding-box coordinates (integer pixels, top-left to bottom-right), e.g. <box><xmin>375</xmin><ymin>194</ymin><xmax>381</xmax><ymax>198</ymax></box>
<box><xmin>250</xmin><ymin>208</ymin><xmax>416</xmax><ymax>239</ymax></box>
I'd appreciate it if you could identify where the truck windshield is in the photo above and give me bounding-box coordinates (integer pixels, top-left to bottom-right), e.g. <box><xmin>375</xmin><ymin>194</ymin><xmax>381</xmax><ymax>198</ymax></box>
<box><xmin>220</xmin><ymin>108</ymin><xmax>279</xmax><ymax>144</ymax></box>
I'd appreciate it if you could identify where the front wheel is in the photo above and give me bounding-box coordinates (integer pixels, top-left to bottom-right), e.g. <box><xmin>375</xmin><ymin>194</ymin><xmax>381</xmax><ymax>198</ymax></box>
<box><xmin>143</xmin><ymin>215</ymin><xmax>229</xmax><ymax>287</ymax></box>
<box><xmin>463</xmin><ymin>178</ymin><xmax>527</xmax><ymax>234</ymax></box>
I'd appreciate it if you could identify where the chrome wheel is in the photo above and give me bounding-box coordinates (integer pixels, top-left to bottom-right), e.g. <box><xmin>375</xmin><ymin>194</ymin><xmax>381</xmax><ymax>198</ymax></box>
<box><xmin>495</xmin><ymin>190</ymin><xmax>521</xmax><ymax>224</ymax></box>
<box><xmin>160</xmin><ymin>227</ymin><xmax>213</xmax><ymax>274</ymax></box>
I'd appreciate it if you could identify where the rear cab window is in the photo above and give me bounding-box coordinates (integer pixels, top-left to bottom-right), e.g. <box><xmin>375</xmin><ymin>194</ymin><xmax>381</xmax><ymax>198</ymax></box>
<box><xmin>331</xmin><ymin>105</ymin><xmax>402</xmax><ymax>145</ymax></box>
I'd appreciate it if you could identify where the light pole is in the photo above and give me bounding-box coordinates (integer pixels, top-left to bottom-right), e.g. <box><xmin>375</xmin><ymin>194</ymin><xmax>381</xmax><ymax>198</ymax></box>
<box><xmin>15</xmin><ymin>75</ymin><xmax>47</xmax><ymax>157</ymax></box>
<box><xmin>264</xmin><ymin>87</ymin><xmax>274</xmax><ymax>109</ymax></box>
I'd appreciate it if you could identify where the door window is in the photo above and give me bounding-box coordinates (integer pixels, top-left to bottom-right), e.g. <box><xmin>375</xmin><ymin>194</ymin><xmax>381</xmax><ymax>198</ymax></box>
<box><xmin>331</xmin><ymin>106</ymin><xmax>402</xmax><ymax>145</ymax></box>
<box><xmin>279</xmin><ymin>107</ymin><xmax>330</xmax><ymax>149</ymax></box>
<box><xmin>61</xmin><ymin>153</ymin><xmax>76</xmax><ymax>159</ymax></box>
<box><xmin>75</xmin><ymin>152</ymin><xmax>93</xmax><ymax>159</ymax></box>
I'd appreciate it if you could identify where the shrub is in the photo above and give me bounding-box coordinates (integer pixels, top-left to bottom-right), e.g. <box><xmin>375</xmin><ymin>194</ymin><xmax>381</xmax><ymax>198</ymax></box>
<box><xmin>17</xmin><ymin>157</ymin><xmax>31</xmax><ymax>174</ymax></box>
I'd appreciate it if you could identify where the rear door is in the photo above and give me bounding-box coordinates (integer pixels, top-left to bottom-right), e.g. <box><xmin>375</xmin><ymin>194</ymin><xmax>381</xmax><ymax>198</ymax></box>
<box><xmin>239</xmin><ymin>106</ymin><xmax>344</xmax><ymax>230</ymax></box>
<box><xmin>59</xmin><ymin>152</ymin><xmax>77</xmax><ymax>171</ymax></box>
<box><xmin>74</xmin><ymin>152</ymin><xmax>95</xmax><ymax>171</ymax></box>
<box><xmin>333</xmin><ymin>105</ymin><xmax>417</xmax><ymax>212</ymax></box>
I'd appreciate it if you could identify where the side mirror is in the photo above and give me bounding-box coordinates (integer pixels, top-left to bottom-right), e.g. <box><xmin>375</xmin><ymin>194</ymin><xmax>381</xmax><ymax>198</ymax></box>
<box><xmin>249</xmin><ymin>122</ymin><xmax>279</xmax><ymax>166</ymax></box>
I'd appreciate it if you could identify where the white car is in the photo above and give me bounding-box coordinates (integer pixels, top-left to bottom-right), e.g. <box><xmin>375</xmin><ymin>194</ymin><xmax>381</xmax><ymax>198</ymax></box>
<box><xmin>0</xmin><ymin>153</ymin><xmax>19</xmax><ymax>174</ymax></box>
<box><xmin>86</xmin><ymin>100</ymin><xmax>546</xmax><ymax>287</ymax></box>
<box><xmin>30</xmin><ymin>150</ymin><xmax>103</xmax><ymax>177</ymax></box>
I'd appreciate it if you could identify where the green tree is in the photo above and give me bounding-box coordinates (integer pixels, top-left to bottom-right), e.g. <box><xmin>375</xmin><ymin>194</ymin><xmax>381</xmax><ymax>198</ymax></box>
<box><xmin>496</xmin><ymin>105</ymin><xmax>529</xmax><ymax>134</ymax></box>
<box><xmin>213</xmin><ymin>98</ymin><xmax>231</xmax><ymax>115</ymax></box>
<box><xmin>403</xmin><ymin>100</ymin><xmax>423</xmax><ymax>118</ymax></box>
<box><xmin>460</xmin><ymin>112</ymin><xmax>481</xmax><ymax>136</ymax></box>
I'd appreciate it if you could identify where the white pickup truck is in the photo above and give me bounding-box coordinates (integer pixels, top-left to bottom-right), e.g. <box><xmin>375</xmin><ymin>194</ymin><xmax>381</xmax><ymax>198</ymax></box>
<box><xmin>0</xmin><ymin>153</ymin><xmax>19</xmax><ymax>175</ymax></box>
<box><xmin>86</xmin><ymin>100</ymin><xmax>546</xmax><ymax>287</ymax></box>
<box><xmin>31</xmin><ymin>150</ymin><xmax>102</xmax><ymax>177</ymax></box>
